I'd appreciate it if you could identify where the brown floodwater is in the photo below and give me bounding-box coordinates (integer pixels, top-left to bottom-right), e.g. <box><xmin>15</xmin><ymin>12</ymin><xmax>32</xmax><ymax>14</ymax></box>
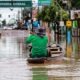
<box><xmin>0</xmin><ymin>30</ymin><xmax>80</xmax><ymax>80</ymax></box>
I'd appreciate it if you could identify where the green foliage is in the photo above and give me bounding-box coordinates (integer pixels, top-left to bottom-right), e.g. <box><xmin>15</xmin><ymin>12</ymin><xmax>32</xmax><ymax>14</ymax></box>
<box><xmin>72</xmin><ymin>0</ymin><xmax>80</xmax><ymax>8</ymax></box>
<box><xmin>36</xmin><ymin>0</ymin><xmax>69</xmax><ymax>22</ymax></box>
<box><xmin>36</xmin><ymin>6</ymin><xmax>56</xmax><ymax>22</ymax></box>
<box><xmin>61</xmin><ymin>10</ymin><xmax>69</xmax><ymax>20</ymax></box>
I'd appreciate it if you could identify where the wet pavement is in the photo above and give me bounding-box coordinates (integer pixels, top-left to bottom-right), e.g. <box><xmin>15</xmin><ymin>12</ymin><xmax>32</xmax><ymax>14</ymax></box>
<box><xmin>0</xmin><ymin>30</ymin><xmax>80</xmax><ymax>80</ymax></box>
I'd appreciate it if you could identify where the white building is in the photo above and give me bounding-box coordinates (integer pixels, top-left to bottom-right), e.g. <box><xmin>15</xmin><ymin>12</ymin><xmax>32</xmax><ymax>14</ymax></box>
<box><xmin>0</xmin><ymin>8</ymin><xmax>22</xmax><ymax>24</ymax></box>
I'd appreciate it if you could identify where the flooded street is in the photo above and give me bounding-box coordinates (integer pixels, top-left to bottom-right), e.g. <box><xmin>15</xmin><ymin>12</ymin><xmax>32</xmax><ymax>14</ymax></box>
<box><xmin>0</xmin><ymin>30</ymin><xmax>80</xmax><ymax>80</ymax></box>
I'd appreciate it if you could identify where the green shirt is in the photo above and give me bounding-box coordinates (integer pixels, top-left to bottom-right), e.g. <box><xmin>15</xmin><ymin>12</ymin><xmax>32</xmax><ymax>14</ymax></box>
<box><xmin>25</xmin><ymin>34</ymin><xmax>48</xmax><ymax>58</ymax></box>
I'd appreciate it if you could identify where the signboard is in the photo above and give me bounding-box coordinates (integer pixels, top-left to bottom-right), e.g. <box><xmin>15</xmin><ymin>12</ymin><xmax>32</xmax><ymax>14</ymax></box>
<box><xmin>0</xmin><ymin>1</ymin><xmax>32</xmax><ymax>7</ymax></box>
<box><xmin>71</xmin><ymin>10</ymin><xmax>80</xmax><ymax>19</ymax></box>
<box><xmin>72</xmin><ymin>20</ymin><xmax>78</xmax><ymax>28</ymax></box>
<box><xmin>60</xmin><ymin>21</ymin><xmax>64</xmax><ymax>26</ymax></box>
<box><xmin>38</xmin><ymin>0</ymin><xmax>51</xmax><ymax>6</ymax></box>
<box><xmin>66</xmin><ymin>20</ymin><xmax>72</xmax><ymax>28</ymax></box>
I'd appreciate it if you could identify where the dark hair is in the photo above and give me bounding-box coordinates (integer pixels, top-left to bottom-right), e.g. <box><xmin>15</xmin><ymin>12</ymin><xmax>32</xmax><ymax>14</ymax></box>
<box><xmin>37</xmin><ymin>28</ymin><xmax>46</xmax><ymax>38</ymax></box>
<box><xmin>74</xmin><ymin>13</ymin><xmax>78</xmax><ymax>19</ymax></box>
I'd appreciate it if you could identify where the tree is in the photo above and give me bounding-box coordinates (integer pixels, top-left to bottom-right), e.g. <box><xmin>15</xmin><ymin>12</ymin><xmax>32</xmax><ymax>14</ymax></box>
<box><xmin>37</xmin><ymin>6</ymin><xmax>56</xmax><ymax>22</ymax></box>
<box><xmin>36</xmin><ymin>0</ymin><xmax>69</xmax><ymax>29</ymax></box>
<box><xmin>72</xmin><ymin>0</ymin><xmax>80</xmax><ymax>9</ymax></box>
<box><xmin>37</xmin><ymin>5</ymin><xmax>69</xmax><ymax>22</ymax></box>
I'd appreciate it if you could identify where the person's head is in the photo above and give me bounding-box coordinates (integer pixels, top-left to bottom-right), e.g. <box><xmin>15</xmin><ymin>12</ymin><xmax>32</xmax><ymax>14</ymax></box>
<box><xmin>36</xmin><ymin>28</ymin><xmax>46</xmax><ymax>38</ymax></box>
<box><xmin>74</xmin><ymin>13</ymin><xmax>78</xmax><ymax>19</ymax></box>
<box><xmin>33</xmin><ymin>18</ymin><xmax>37</xmax><ymax>21</ymax></box>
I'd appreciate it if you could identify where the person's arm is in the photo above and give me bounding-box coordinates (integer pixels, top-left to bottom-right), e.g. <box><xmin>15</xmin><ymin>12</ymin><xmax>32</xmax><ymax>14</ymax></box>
<box><xmin>30</xmin><ymin>31</ymin><xmax>35</xmax><ymax>34</ymax></box>
<box><xmin>24</xmin><ymin>35</ymin><xmax>33</xmax><ymax>44</ymax></box>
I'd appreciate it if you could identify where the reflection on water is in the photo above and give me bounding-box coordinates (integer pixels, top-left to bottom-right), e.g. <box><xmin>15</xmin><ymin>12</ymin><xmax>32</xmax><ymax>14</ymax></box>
<box><xmin>72</xmin><ymin>37</ymin><xmax>80</xmax><ymax>59</ymax></box>
<box><xmin>66</xmin><ymin>37</ymin><xmax>80</xmax><ymax>59</ymax></box>
<box><xmin>0</xmin><ymin>58</ymin><xmax>32</xmax><ymax>80</ymax></box>
<box><xmin>0</xmin><ymin>30</ymin><xmax>80</xmax><ymax>80</ymax></box>
<box><xmin>29</xmin><ymin>59</ymin><xmax>80</xmax><ymax>80</ymax></box>
<box><xmin>32</xmin><ymin>68</ymin><xmax>48</xmax><ymax>80</ymax></box>
<box><xmin>0</xmin><ymin>36</ymin><xmax>27</xmax><ymax>58</ymax></box>
<box><xmin>66</xmin><ymin>44</ymin><xmax>72</xmax><ymax>58</ymax></box>
<box><xmin>72</xmin><ymin>37</ymin><xmax>78</xmax><ymax>59</ymax></box>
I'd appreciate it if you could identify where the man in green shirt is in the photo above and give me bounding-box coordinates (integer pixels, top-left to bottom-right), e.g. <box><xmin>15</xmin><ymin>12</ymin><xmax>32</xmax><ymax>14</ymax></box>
<box><xmin>25</xmin><ymin>28</ymin><xmax>48</xmax><ymax>58</ymax></box>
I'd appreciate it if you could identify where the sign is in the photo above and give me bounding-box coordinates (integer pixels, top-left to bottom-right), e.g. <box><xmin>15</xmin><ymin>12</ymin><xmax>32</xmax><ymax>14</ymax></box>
<box><xmin>72</xmin><ymin>20</ymin><xmax>78</xmax><ymax>28</ymax></box>
<box><xmin>38</xmin><ymin>0</ymin><xmax>51</xmax><ymax>6</ymax></box>
<box><xmin>60</xmin><ymin>21</ymin><xmax>64</xmax><ymax>26</ymax></box>
<box><xmin>66</xmin><ymin>20</ymin><xmax>72</xmax><ymax>28</ymax></box>
<box><xmin>0</xmin><ymin>1</ymin><xmax>32</xmax><ymax>7</ymax></box>
<box><xmin>71</xmin><ymin>10</ymin><xmax>80</xmax><ymax>19</ymax></box>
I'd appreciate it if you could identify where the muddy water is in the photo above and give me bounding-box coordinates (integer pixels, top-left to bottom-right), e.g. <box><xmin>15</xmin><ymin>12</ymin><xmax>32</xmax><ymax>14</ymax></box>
<box><xmin>0</xmin><ymin>30</ymin><xmax>80</xmax><ymax>80</ymax></box>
